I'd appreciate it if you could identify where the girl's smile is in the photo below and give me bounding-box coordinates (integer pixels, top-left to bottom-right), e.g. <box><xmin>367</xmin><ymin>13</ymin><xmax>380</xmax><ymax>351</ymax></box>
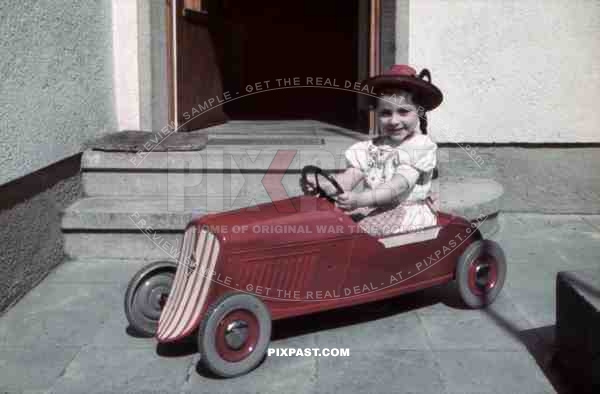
<box><xmin>377</xmin><ymin>92</ymin><xmax>420</xmax><ymax>144</ymax></box>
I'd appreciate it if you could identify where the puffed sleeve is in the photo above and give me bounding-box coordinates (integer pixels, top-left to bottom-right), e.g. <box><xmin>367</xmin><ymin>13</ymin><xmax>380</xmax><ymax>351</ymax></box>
<box><xmin>412</xmin><ymin>136</ymin><xmax>437</xmax><ymax>173</ymax></box>
<box><xmin>344</xmin><ymin>141</ymin><xmax>369</xmax><ymax>170</ymax></box>
<box><xmin>394</xmin><ymin>135</ymin><xmax>437</xmax><ymax>174</ymax></box>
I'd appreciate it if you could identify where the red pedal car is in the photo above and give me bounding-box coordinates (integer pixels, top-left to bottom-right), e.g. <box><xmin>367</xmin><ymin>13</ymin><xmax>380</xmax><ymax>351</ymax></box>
<box><xmin>124</xmin><ymin>165</ymin><xmax>506</xmax><ymax>377</ymax></box>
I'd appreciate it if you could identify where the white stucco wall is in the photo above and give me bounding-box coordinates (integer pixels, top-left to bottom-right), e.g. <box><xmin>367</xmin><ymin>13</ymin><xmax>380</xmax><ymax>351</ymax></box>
<box><xmin>112</xmin><ymin>0</ymin><xmax>141</xmax><ymax>131</ymax></box>
<box><xmin>407</xmin><ymin>0</ymin><xmax>600</xmax><ymax>143</ymax></box>
<box><xmin>0</xmin><ymin>0</ymin><xmax>117</xmax><ymax>186</ymax></box>
<box><xmin>115</xmin><ymin>0</ymin><xmax>169</xmax><ymax>132</ymax></box>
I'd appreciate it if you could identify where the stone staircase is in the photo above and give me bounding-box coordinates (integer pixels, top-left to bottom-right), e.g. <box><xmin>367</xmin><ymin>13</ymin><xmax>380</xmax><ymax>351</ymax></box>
<box><xmin>62</xmin><ymin>121</ymin><xmax>503</xmax><ymax>259</ymax></box>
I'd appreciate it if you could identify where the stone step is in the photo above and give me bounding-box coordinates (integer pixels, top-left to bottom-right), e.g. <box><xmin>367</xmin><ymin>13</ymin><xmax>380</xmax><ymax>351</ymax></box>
<box><xmin>81</xmin><ymin>170</ymin><xmax>319</xmax><ymax>198</ymax></box>
<box><xmin>81</xmin><ymin>131</ymin><xmax>365</xmax><ymax>197</ymax></box>
<box><xmin>62</xmin><ymin>195</ymin><xmax>274</xmax><ymax>231</ymax></box>
<box><xmin>82</xmin><ymin>142</ymin><xmax>360</xmax><ymax>168</ymax></box>
<box><xmin>62</xmin><ymin>178</ymin><xmax>502</xmax><ymax>258</ymax></box>
<box><xmin>67</xmin><ymin>179</ymin><xmax>502</xmax><ymax>230</ymax></box>
<box><xmin>64</xmin><ymin>232</ymin><xmax>182</xmax><ymax>260</ymax></box>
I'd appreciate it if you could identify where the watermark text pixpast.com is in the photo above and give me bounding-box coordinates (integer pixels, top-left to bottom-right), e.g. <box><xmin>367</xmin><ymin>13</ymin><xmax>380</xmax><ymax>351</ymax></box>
<box><xmin>268</xmin><ymin>347</ymin><xmax>350</xmax><ymax>357</ymax></box>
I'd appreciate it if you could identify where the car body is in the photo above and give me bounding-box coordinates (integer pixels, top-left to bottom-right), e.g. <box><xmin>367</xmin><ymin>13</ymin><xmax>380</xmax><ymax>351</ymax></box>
<box><xmin>157</xmin><ymin>194</ymin><xmax>475</xmax><ymax>341</ymax></box>
<box><xmin>125</xmin><ymin>170</ymin><xmax>506</xmax><ymax>377</ymax></box>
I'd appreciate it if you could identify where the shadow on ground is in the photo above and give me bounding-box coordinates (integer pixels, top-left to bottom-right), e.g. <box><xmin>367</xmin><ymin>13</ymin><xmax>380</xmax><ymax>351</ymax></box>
<box><xmin>127</xmin><ymin>279</ymin><xmax>578</xmax><ymax>389</ymax></box>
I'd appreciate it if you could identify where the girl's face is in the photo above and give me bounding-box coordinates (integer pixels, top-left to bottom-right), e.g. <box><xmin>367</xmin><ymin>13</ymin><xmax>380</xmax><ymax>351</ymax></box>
<box><xmin>377</xmin><ymin>91</ymin><xmax>420</xmax><ymax>143</ymax></box>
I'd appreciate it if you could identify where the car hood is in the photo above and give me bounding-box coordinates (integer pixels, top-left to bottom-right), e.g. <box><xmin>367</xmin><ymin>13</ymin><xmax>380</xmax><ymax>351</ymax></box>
<box><xmin>192</xmin><ymin>196</ymin><xmax>359</xmax><ymax>249</ymax></box>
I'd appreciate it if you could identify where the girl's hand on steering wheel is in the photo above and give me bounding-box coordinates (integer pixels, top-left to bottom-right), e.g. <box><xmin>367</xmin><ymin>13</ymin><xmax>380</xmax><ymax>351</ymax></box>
<box><xmin>335</xmin><ymin>192</ymin><xmax>362</xmax><ymax>211</ymax></box>
<box><xmin>301</xmin><ymin>173</ymin><xmax>318</xmax><ymax>194</ymax></box>
<box><xmin>302</xmin><ymin>173</ymin><xmax>336</xmax><ymax>196</ymax></box>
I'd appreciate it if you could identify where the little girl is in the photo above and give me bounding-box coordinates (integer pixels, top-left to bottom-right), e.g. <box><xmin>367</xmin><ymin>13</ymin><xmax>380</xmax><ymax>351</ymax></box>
<box><xmin>307</xmin><ymin>64</ymin><xmax>443</xmax><ymax>236</ymax></box>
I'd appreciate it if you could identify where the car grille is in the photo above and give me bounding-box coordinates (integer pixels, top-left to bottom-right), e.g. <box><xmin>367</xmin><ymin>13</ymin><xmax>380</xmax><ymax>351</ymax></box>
<box><xmin>157</xmin><ymin>226</ymin><xmax>220</xmax><ymax>342</ymax></box>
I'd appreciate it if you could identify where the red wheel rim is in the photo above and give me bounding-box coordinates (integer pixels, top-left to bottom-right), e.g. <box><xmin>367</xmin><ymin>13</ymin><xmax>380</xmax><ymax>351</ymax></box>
<box><xmin>215</xmin><ymin>309</ymin><xmax>260</xmax><ymax>362</ymax></box>
<box><xmin>467</xmin><ymin>255</ymin><xmax>498</xmax><ymax>296</ymax></box>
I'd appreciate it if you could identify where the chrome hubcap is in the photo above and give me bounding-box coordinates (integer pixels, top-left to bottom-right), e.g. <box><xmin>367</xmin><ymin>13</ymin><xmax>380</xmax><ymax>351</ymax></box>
<box><xmin>224</xmin><ymin>320</ymin><xmax>249</xmax><ymax>350</ymax></box>
<box><xmin>475</xmin><ymin>264</ymin><xmax>490</xmax><ymax>288</ymax></box>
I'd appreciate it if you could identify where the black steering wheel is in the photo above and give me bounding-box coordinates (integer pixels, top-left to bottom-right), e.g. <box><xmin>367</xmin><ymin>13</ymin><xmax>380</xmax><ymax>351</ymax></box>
<box><xmin>300</xmin><ymin>165</ymin><xmax>344</xmax><ymax>202</ymax></box>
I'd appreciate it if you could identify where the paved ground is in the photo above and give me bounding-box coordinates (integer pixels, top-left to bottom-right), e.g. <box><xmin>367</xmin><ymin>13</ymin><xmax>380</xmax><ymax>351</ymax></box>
<box><xmin>1</xmin><ymin>213</ymin><xmax>599</xmax><ymax>393</ymax></box>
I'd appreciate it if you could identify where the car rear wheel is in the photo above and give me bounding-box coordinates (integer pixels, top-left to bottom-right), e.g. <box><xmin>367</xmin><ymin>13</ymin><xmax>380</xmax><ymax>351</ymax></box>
<box><xmin>198</xmin><ymin>293</ymin><xmax>271</xmax><ymax>378</ymax></box>
<box><xmin>124</xmin><ymin>260</ymin><xmax>176</xmax><ymax>337</ymax></box>
<box><xmin>456</xmin><ymin>240</ymin><xmax>506</xmax><ymax>308</ymax></box>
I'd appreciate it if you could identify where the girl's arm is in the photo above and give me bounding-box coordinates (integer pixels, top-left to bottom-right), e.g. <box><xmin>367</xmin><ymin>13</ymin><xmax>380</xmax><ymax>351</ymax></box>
<box><xmin>336</xmin><ymin>167</ymin><xmax>419</xmax><ymax>210</ymax></box>
<box><xmin>335</xmin><ymin>167</ymin><xmax>364</xmax><ymax>192</ymax></box>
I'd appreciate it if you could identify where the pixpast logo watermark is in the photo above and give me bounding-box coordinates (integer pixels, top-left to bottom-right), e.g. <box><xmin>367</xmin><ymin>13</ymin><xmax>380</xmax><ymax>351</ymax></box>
<box><xmin>268</xmin><ymin>347</ymin><xmax>350</xmax><ymax>357</ymax></box>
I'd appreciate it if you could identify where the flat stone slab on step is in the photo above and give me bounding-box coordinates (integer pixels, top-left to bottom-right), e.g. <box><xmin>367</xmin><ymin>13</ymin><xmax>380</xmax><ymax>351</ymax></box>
<box><xmin>85</xmin><ymin>130</ymin><xmax>209</xmax><ymax>152</ymax></box>
<box><xmin>437</xmin><ymin>177</ymin><xmax>504</xmax><ymax>220</ymax></box>
<box><xmin>435</xmin><ymin>177</ymin><xmax>503</xmax><ymax>237</ymax></box>
<box><xmin>555</xmin><ymin>269</ymin><xmax>600</xmax><ymax>393</ymax></box>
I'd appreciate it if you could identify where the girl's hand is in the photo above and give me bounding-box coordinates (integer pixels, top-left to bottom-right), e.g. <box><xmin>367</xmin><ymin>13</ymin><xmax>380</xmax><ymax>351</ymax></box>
<box><xmin>301</xmin><ymin>173</ymin><xmax>318</xmax><ymax>195</ymax></box>
<box><xmin>335</xmin><ymin>192</ymin><xmax>363</xmax><ymax>211</ymax></box>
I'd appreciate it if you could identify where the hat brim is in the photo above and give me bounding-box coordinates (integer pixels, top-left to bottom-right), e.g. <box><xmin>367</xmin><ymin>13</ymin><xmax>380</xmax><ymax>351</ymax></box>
<box><xmin>364</xmin><ymin>75</ymin><xmax>443</xmax><ymax>111</ymax></box>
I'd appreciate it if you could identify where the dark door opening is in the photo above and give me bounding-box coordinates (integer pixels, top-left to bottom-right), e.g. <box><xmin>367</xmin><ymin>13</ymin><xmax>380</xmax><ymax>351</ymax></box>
<box><xmin>207</xmin><ymin>0</ymin><xmax>364</xmax><ymax>130</ymax></box>
<box><xmin>170</xmin><ymin>0</ymin><xmax>372</xmax><ymax>131</ymax></box>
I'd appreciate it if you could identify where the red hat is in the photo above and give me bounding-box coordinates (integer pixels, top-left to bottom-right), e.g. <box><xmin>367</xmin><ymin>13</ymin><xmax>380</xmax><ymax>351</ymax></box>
<box><xmin>364</xmin><ymin>65</ymin><xmax>443</xmax><ymax>111</ymax></box>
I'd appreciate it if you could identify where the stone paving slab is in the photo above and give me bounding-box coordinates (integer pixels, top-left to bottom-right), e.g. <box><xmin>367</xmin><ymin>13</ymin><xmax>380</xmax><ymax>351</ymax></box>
<box><xmin>48</xmin><ymin>345</ymin><xmax>193</xmax><ymax>394</ymax></box>
<box><xmin>0</xmin><ymin>281</ymin><xmax>121</xmax><ymax>348</ymax></box>
<box><xmin>314</xmin><ymin>349</ymin><xmax>446</xmax><ymax>394</ymax></box>
<box><xmin>314</xmin><ymin>310</ymin><xmax>430</xmax><ymax>351</ymax></box>
<box><xmin>183</xmin><ymin>336</ymin><xmax>318</xmax><ymax>394</ymax></box>
<box><xmin>433</xmin><ymin>349</ymin><xmax>554</xmax><ymax>393</ymax></box>
<box><xmin>0</xmin><ymin>343</ymin><xmax>81</xmax><ymax>393</ymax></box>
<box><xmin>3</xmin><ymin>214</ymin><xmax>600</xmax><ymax>393</ymax></box>
<box><xmin>45</xmin><ymin>258</ymin><xmax>148</xmax><ymax>284</ymax></box>
<box><xmin>416</xmin><ymin>290</ymin><xmax>532</xmax><ymax>351</ymax></box>
<box><xmin>493</xmin><ymin>213</ymin><xmax>600</xmax><ymax>267</ymax></box>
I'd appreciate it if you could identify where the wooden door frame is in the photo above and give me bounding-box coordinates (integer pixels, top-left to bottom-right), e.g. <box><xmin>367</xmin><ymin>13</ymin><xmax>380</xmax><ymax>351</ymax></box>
<box><xmin>166</xmin><ymin>0</ymin><xmax>176</xmax><ymax>129</ymax></box>
<box><xmin>369</xmin><ymin>0</ymin><xmax>381</xmax><ymax>134</ymax></box>
<box><xmin>166</xmin><ymin>0</ymin><xmax>205</xmax><ymax>130</ymax></box>
<box><xmin>166</xmin><ymin>0</ymin><xmax>382</xmax><ymax>131</ymax></box>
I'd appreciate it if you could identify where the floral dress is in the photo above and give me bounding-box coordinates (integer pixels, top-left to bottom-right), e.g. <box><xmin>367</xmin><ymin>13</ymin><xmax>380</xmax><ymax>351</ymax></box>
<box><xmin>344</xmin><ymin>133</ymin><xmax>438</xmax><ymax>236</ymax></box>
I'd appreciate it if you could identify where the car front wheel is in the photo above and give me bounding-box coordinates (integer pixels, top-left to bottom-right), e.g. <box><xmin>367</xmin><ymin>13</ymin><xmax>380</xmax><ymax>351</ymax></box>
<box><xmin>124</xmin><ymin>260</ymin><xmax>176</xmax><ymax>337</ymax></box>
<box><xmin>198</xmin><ymin>293</ymin><xmax>272</xmax><ymax>378</ymax></box>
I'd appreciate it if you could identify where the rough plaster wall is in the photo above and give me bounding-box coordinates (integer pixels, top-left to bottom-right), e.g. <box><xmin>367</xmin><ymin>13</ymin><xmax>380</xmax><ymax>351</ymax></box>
<box><xmin>0</xmin><ymin>0</ymin><xmax>117</xmax><ymax>185</ymax></box>
<box><xmin>0</xmin><ymin>162</ymin><xmax>82</xmax><ymax>314</ymax></box>
<box><xmin>408</xmin><ymin>0</ymin><xmax>600</xmax><ymax>143</ymax></box>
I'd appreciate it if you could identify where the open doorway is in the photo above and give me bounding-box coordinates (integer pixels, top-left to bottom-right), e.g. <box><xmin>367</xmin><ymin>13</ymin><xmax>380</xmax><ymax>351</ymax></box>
<box><xmin>169</xmin><ymin>0</ymin><xmax>379</xmax><ymax>132</ymax></box>
<box><xmin>211</xmin><ymin>0</ymin><xmax>362</xmax><ymax>129</ymax></box>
